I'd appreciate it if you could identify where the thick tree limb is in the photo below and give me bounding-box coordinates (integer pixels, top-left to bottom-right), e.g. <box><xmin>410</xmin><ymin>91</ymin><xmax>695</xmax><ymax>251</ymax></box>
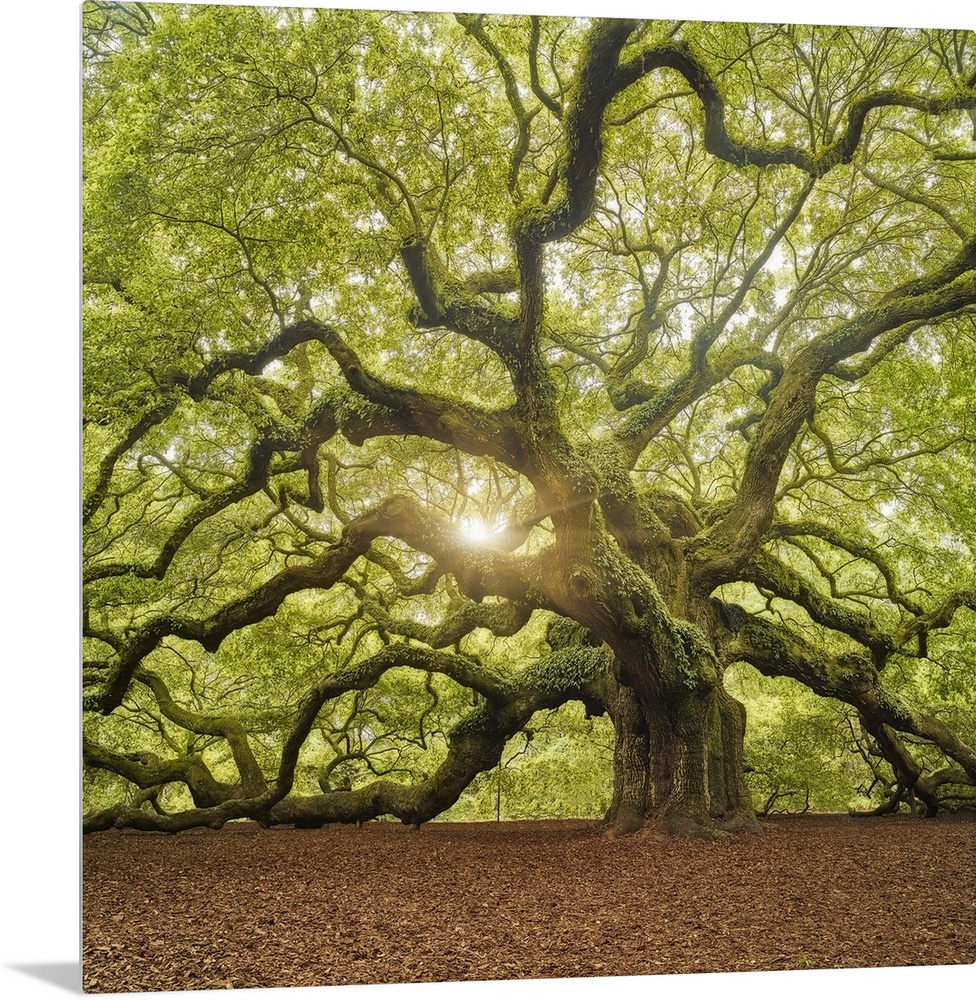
<box><xmin>614</xmin><ymin>41</ymin><xmax>976</xmax><ymax>177</ymax></box>
<box><xmin>135</xmin><ymin>669</ymin><xmax>269</xmax><ymax>797</ymax></box>
<box><xmin>358</xmin><ymin>595</ymin><xmax>533</xmax><ymax>649</ymax></box>
<box><xmin>300</xmin><ymin>318</ymin><xmax>526</xmax><ymax>466</ymax></box>
<box><xmin>741</xmin><ymin>551</ymin><xmax>894</xmax><ymax>662</ymax></box>
<box><xmin>727</xmin><ymin>616</ymin><xmax>976</xmax><ymax>787</ymax></box>
<box><xmin>85</xmin><ymin>640</ymin><xmax>611</xmax><ymax>832</ymax></box>
<box><xmin>83</xmin><ymin>737</ymin><xmax>239</xmax><ymax>810</ymax></box>
<box><xmin>518</xmin><ymin>18</ymin><xmax>639</xmax><ymax>246</ymax></box>
<box><xmin>766</xmin><ymin>520</ymin><xmax>926</xmax><ymax>617</ymax></box>
<box><xmin>692</xmin><ymin>256</ymin><xmax>976</xmax><ymax>590</ymax></box>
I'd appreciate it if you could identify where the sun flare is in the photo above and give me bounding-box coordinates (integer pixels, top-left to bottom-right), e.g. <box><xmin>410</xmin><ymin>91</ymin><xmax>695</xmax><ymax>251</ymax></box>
<box><xmin>458</xmin><ymin>517</ymin><xmax>495</xmax><ymax>546</ymax></box>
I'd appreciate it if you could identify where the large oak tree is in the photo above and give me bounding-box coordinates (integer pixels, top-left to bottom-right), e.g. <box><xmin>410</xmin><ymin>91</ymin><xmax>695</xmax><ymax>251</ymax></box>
<box><xmin>83</xmin><ymin>3</ymin><xmax>976</xmax><ymax>836</ymax></box>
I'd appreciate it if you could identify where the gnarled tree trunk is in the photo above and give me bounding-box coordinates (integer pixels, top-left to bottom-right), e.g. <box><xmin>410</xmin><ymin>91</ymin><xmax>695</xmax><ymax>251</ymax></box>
<box><xmin>602</xmin><ymin>664</ymin><xmax>757</xmax><ymax>837</ymax></box>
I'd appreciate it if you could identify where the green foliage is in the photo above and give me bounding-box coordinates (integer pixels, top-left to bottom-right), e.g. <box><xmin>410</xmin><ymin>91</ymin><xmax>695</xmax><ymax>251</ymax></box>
<box><xmin>82</xmin><ymin>7</ymin><xmax>976</xmax><ymax>830</ymax></box>
<box><xmin>727</xmin><ymin>665</ymin><xmax>874</xmax><ymax>813</ymax></box>
<box><xmin>442</xmin><ymin>703</ymin><xmax>615</xmax><ymax>821</ymax></box>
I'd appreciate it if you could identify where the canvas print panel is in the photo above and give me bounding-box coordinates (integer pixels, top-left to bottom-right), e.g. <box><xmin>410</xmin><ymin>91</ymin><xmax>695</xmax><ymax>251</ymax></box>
<box><xmin>82</xmin><ymin>3</ymin><xmax>976</xmax><ymax>992</ymax></box>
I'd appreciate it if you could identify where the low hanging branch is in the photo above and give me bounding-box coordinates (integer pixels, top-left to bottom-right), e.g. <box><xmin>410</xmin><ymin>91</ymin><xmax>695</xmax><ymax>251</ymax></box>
<box><xmin>84</xmin><ymin>639</ymin><xmax>613</xmax><ymax>832</ymax></box>
<box><xmin>726</xmin><ymin>615</ymin><xmax>976</xmax><ymax>797</ymax></box>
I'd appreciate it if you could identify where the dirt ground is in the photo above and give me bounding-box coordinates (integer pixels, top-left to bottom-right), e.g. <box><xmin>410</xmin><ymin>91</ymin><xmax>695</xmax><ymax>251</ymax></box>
<box><xmin>82</xmin><ymin>813</ymin><xmax>976</xmax><ymax>993</ymax></box>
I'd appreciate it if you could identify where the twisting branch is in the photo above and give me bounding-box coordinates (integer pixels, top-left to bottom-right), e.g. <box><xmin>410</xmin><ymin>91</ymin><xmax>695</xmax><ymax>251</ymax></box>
<box><xmin>894</xmin><ymin>590</ymin><xmax>976</xmax><ymax>649</ymax></box>
<box><xmin>725</xmin><ymin>615</ymin><xmax>976</xmax><ymax>798</ymax></box>
<box><xmin>83</xmin><ymin>321</ymin><xmax>351</xmax><ymax>527</ymax></box>
<box><xmin>82</xmin><ymin>737</ymin><xmax>238</xmax><ymax>811</ymax></box>
<box><xmin>766</xmin><ymin>520</ymin><xmax>926</xmax><ymax>616</ymax></box>
<box><xmin>85</xmin><ymin>639</ymin><xmax>612</xmax><ymax>832</ymax></box>
<box><xmin>692</xmin><ymin>246</ymin><xmax>976</xmax><ymax>590</ymax></box>
<box><xmin>517</xmin><ymin>18</ymin><xmax>640</xmax><ymax>246</ymax></box>
<box><xmin>613</xmin><ymin>41</ymin><xmax>976</xmax><ymax>177</ymax></box>
<box><xmin>741</xmin><ymin>551</ymin><xmax>893</xmax><ymax>662</ymax></box>
<box><xmin>135</xmin><ymin>669</ymin><xmax>269</xmax><ymax>797</ymax></box>
<box><xmin>85</xmin><ymin>497</ymin><xmax>409</xmax><ymax>712</ymax></box>
<box><xmin>86</xmin><ymin>493</ymin><xmax>541</xmax><ymax>714</ymax></box>
<box><xmin>83</xmin><ymin>398</ymin><xmax>179</xmax><ymax>526</ymax></box>
<box><xmin>357</xmin><ymin>595</ymin><xmax>533</xmax><ymax>649</ymax></box>
<box><xmin>528</xmin><ymin>17</ymin><xmax>563</xmax><ymax>118</ymax></box>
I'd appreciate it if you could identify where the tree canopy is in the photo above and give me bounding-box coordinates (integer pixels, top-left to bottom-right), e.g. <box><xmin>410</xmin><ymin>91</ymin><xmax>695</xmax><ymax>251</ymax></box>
<box><xmin>82</xmin><ymin>3</ymin><xmax>976</xmax><ymax>836</ymax></box>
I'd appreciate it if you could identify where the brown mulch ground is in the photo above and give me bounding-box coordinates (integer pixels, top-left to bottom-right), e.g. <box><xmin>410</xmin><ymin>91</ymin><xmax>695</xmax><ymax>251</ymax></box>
<box><xmin>82</xmin><ymin>813</ymin><xmax>976</xmax><ymax>993</ymax></box>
